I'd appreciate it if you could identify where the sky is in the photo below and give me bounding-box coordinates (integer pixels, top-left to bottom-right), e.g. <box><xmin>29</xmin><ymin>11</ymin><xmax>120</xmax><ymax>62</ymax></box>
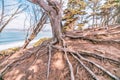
<box><xmin>0</xmin><ymin>0</ymin><xmax>35</xmax><ymax>29</ymax></box>
<box><xmin>0</xmin><ymin>0</ymin><xmax>68</xmax><ymax>30</ymax></box>
<box><xmin>0</xmin><ymin>0</ymin><xmax>106</xmax><ymax>30</ymax></box>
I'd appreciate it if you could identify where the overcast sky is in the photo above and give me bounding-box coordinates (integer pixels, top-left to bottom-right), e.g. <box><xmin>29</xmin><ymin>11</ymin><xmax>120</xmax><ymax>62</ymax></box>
<box><xmin>0</xmin><ymin>0</ymin><xmax>68</xmax><ymax>30</ymax></box>
<box><xmin>0</xmin><ymin>0</ymin><xmax>34</xmax><ymax>29</ymax></box>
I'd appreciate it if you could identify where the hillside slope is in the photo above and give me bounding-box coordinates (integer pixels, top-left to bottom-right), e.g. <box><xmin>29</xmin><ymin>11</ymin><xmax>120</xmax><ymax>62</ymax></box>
<box><xmin>0</xmin><ymin>26</ymin><xmax>120</xmax><ymax>80</ymax></box>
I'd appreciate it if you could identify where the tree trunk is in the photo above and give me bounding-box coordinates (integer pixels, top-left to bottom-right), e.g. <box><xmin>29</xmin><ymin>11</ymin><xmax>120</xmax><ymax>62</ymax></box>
<box><xmin>48</xmin><ymin>8</ymin><xmax>62</xmax><ymax>43</ymax></box>
<box><xmin>31</xmin><ymin>0</ymin><xmax>63</xmax><ymax>43</ymax></box>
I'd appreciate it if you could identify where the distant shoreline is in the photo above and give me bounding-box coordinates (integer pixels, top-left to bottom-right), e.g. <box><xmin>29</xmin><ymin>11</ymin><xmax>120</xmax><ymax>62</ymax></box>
<box><xmin>4</xmin><ymin>28</ymin><xmax>29</xmax><ymax>31</ymax></box>
<box><xmin>3</xmin><ymin>28</ymin><xmax>51</xmax><ymax>32</ymax></box>
<box><xmin>4</xmin><ymin>23</ymin><xmax>52</xmax><ymax>32</ymax></box>
<box><xmin>0</xmin><ymin>27</ymin><xmax>52</xmax><ymax>51</ymax></box>
<box><xmin>0</xmin><ymin>39</ymin><xmax>39</xmax><ymax>51</ymax></box>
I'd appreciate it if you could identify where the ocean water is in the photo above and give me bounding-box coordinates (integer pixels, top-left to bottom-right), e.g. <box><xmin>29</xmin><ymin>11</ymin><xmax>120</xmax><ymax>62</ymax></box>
<box><xmin>0</xmin><ymin>29</ymin><xmax>52</xmax><ymax>50</ymax></box>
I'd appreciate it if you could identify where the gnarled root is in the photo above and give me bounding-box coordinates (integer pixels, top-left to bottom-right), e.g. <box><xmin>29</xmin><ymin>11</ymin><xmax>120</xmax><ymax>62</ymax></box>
<box><xmin>52</xmin><ymin>45</ymin><xmax>120</xmax><ymax>80</ymax></box>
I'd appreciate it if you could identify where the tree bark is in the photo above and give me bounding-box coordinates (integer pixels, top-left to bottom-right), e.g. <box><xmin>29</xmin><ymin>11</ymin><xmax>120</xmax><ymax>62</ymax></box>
<box><xmin>31</xmin><ymin>0</ymin><xmax>63</xmax><ymax>43</ymax></box>
<box><xmin>22</xmin><ymin>13</ymin><xmax>47</xmax><ymax>49</ymax></box>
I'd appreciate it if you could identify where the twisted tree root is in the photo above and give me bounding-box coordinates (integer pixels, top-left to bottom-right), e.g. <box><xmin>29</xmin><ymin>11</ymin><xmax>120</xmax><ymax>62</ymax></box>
<box><xmin>65</xmin><ymin>34</ymin><xmax>120</xmax><ymax>44</ymax></box>
<box><xmin>75</xmin><ymin>53</ymin><xmax>120</xmax><ymax>80</ymax></box>
<box><xmin>1</xmin><ymin>34</ymin><xmax>120</xmax><ymax>80</ymax></box>
<box><xmin>65</xmin><ymin>51</ymin><xmax>75</xmax><ymax>80</ymax></box>
<box><xmin>71</xmin><ymin>53</ymin><xmax>99</xmax><ymax>80</ymax></box>
<box><xmin>0</xmin><ymin>44</ymin><xmax>48</xmax><ymax>79</ymax></box>
<box><xmin>52</xmin><ymin>45</ymin><xmax>120</xmax><ymax>80</ymax></box>
<box><xmin>0</xmin><ymin>51</ymin><xmax>34</xmax><ymax>77</ymax></box>
<box><xmin>46</xmin><ymin>44</ymin><xmax>52</xmax><ymax>80</ymax></box>
<box><xmin>79</xmin><ymin>51</ymin><xmax>120</xmax><ymax>65</ymax></box>
<box><xmin>61</xmin><ymin>37</ymin><xmax>75</xmax><ymax>80</ymax></box>
<box><xmin>46</xmin><ymin>38</ymin><xmax>58</xmax><ymax>80</ymax></box>
<box><xmin>52</xmin><ymin>45</ymin><xmax>120</xmax><ymax>65</ymax></box>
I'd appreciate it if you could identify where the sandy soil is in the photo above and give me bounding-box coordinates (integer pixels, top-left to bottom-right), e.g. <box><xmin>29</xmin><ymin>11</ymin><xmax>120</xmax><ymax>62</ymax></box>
<box><xmin>0</xmin><ymin>26</ymin><xmax>120</xmax><ymax>80</ymax></box>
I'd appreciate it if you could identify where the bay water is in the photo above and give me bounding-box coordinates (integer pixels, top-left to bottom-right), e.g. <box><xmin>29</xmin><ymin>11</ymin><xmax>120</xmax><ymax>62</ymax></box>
<box><xmin>0</xmin><ymin>29</ymin><xmax>52</xmax><ymax>50</ymax></box>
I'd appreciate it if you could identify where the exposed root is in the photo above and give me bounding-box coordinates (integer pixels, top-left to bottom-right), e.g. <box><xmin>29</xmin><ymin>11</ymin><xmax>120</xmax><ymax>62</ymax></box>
<box><xmin>79</xmin><ymin>51</ymin><xmax>120</xmax><ymax>65</ymax></box>
<box><xmin>0</xmin><ymin>43</ymin><xmax>44</xmax><ymax>67</ymax></box>
<box><xmin>46</xmin><ymin>44</ymin><xmax>52</xmax><ymax>80</ymax></box>
<box><xmin>0</xmin><ymin>28</ymin><xmax>120</xmax><ymax>80</ymax></box>
<box><xmin>71</xmin><ymin>52</ymin><xmax>99</xmax><ymax>80</ymax></box>
<box><xmin>0</xmin><ymin>53</ymin><xmax>13</xmax><ymax>65</ymax></box>
<box><xmin>51</xmin><ymin>45</ymin><xmax>120</xmax><ymax>80</ymax></box>
<box><xmin>0</xmin><ymin>42</ymin><xmax>48</xmax><ymax>79</ymax></box>
<box><xmin>59</xmin><ymin>68</ymin><xmax>69</xmax><ymax>79</ymax></box>
<box><xmin>46</xmin><ymin>38</ymin><xmax>58</xmax><ymax>80</ymax></box>
<box><xmin>52</xmin><ymin>45</ymin><xmax>120</xmax><ymax>65</ymax></box>
<box><xmin>109</xmin><ymin>25</ymin><xmax>120</xmax><ymax>30</ymax></box>
<box><xmin>22</xmin><ymin>47</ymin><xmax>48</xmax><ymax>77</ymax></box>
<box><xmin>0</xmin><ymin>51</ymin><xmax>34</xmax><ymax>77</ymax></box>
<box><xmin>65</xmin><ymin>34</ymin><xmax>120</xmax><ymax>44</ymax></box>
<box><xmin>75</xmin><ymin>53</ymin><xmax>120</xmax><ymax>80</ymax></box>
<box><xmin>65</xmin><ymin>51</ymin><xmax>75</xmax><ymax>80</ymax></box>
<box><xmin>59</xmin><ymin>36</ymin><xmax>75</xmax><ymax>80</ymax></box>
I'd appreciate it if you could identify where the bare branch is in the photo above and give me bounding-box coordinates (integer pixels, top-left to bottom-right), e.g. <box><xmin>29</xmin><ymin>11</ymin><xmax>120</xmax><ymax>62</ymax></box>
<box><xmin>0</xmin><ymin>0</ymin><xmax>4</xmax><ymax>25</ymax></box>
<box><xmin>0</xmin><ymin>4</ymin><xmax>28</xmax><ymax>32</ymax></box>
<box><xmin>22</xmin><ymin>12</ymin><xmax>47</xmax><ymax>49</ymax></box>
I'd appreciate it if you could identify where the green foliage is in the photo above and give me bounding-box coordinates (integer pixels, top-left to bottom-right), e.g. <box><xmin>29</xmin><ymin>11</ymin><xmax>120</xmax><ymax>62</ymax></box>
<box><xmin>0</xmin><ymin>77</ymin><xmax>3</xmax><ymax>80</ymax></box>
<box><xmin>101</xmin><ymin>0</ymin><xmax>120</xmax><ymax>9</ymax></box>
<box><xmin>62</xmin><ymin>0</ymin><xmax>120</xmax><ymax>30</ymax></box>
<box><xmin>33</xmin><ymin>38</ymin><xmax>49</xmax><ymax>47</ymax></box>
<box><xmin>0</xmin><ymin>47</ymin><xmax>19</xmax><ymax>56</ymax></box>
<box><xmin>63</xmin><ymin>0</ymin><xmax>87</xmax><ymax>31</ymax></box>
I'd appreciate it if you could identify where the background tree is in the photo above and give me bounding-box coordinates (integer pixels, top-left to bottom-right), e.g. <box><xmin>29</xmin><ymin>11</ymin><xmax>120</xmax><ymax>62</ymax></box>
<box><xmin>100</xmin><ymin>0</ymin><xmax>120</xmax><ymax>27</ymax></box>
<box><xmin>63</xmin><ymin>0</ymin><xmax>87</xmax><ymax>31</ymax></box>
<box><xmin>86</xmin><ymin>0</ymin><xmax>102</xmax><ymax>28</ymax></box>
